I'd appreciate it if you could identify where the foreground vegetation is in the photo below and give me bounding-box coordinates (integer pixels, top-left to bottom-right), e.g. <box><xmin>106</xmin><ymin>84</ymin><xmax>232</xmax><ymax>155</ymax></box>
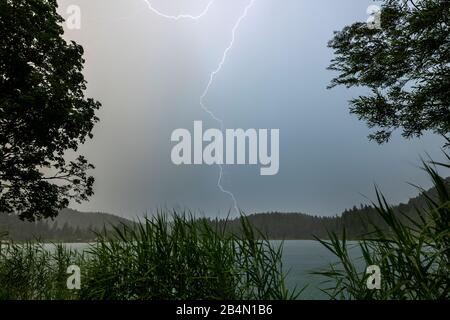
<box><xmin>1</xmin><ymin>154</ymin><xmax>448</xmax><ymax>300</ymax></box>
<box><xmin>316</xmin><ymin>156</ymin><xmax>450</xmax><ymax>299</ymax></box>
<box><xmin>0</xmin><ymin>215</ymin><xmax>298</xmax><ymax>300</ymax></box>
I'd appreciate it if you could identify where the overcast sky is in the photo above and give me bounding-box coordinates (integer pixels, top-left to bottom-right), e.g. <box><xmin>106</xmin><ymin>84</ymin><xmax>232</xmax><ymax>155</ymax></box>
<box><xmin>57</xmin><ymin>0</ymin><xmax>448</xmax><ymax>219</ymax></box>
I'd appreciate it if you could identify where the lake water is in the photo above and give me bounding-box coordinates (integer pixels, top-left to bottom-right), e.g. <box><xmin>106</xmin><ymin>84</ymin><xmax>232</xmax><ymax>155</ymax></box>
<box><xmin>62</xmin><ymin>240</ymin><xmax>362</xmax><ymax>300</ymax></box>
<box><xmin>280</xmin><ymin>240</ymin><xmax>361</xmax><ymax>299</ymax></box>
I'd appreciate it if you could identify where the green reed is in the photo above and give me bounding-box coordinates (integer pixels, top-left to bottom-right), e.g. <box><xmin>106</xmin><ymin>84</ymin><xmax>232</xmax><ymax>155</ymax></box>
<box><xmin>315</xmin><ymin>154</ymin><xmax>450</xmax><ymax>299</ymax></box>
<box><xmin>0</xmin><ymin>242</ymin><xmax>83</xmax><ymax>300</ymax></box>
<box><xmin>0</xmin><ymin>214</ymin><xmax>298</xmax><ymax>300</ymax></box>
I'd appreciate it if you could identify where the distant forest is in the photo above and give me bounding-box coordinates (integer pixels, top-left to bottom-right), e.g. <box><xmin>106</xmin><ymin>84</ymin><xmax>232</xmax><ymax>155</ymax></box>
<box><xmin>0</xmin><ymin>178</ymin><xmax>447</xmax><ymax>242</ymax></box>
<box><xmin>0</xmin><ymin>216</ymin><xmax>95</xmax><ymax>242</ymax></box>
<box><xmin>0</xmin><ymin>209</ymin><xmax>133</xmax><ymax>242</ymax></box>
<box><xmin>211</xmin><ymin>178</ymin><xmax>449</xmax><ymax>240</ymax></box>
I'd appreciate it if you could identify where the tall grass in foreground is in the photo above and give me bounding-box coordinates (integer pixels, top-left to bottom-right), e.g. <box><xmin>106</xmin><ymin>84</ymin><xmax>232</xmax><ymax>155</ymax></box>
<box><xmin>0</xmin><ymin>215</ymin><xmax>299</xmax><ymax>300</ymax></box>
<box><xmin>0</xmin><ymin>242</ymin><xmax>83</xmax><ymax>300</ymax></box>
<box><xmin>315</xmin><ymin>154</ymin><xmax>450</xmax><ymax>299</ymax></box>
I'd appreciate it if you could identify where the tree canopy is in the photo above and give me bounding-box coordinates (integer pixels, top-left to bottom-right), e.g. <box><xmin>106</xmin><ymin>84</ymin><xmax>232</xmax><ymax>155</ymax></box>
<box><xmin>0</xmin><ymin>0</ymin><xmax>101</xmax><ymax>221</ymax></box>
<box><xmin>328</xmin><ymin>0</ymin><xmax>449</xmax><ymax>143</ymax></box>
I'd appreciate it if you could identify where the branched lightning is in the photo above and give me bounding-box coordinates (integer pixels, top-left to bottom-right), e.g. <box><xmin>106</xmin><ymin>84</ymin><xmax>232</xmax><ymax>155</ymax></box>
<box><xmin>141</xmin><ymin>0</ymin><xmax>215</xmax><ymax>20</ymax></box>
<box><xmin>199</xmin><ymin>0</ymin><xmax>257</xmax><ymax>215</ymax></box>
<box><xmin>142</xmin><ymin>0</ymin><xmax>257</xmax><ymax>215</ymax></box>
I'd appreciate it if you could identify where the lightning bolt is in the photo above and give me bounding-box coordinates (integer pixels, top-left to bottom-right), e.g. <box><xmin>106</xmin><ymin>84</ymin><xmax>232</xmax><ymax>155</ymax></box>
<box><xmin>200</xmin><ymin>0</ymin><xmax>256</xmax><ymax>215</ymax></box>
<box><xmin>141</xmin><ymin>0</ymin><xmax>215</xmax><ymax>20</ymax></box>
<box><xmin>141</xmin><ymin>0</ymin><xmax>257</xmax><ymax>215</ymax></box>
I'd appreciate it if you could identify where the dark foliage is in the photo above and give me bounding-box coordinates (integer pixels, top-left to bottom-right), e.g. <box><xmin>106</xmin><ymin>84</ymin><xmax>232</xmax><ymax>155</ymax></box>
<box><xmin>0</xmin><ymin>0</ymin><xmax>100</xmax><ymax>221</ymax></box>
<box><xmin>328</xmin><ymin>0</ymin><xmax>450</xmax><ymax>143</ymax></box>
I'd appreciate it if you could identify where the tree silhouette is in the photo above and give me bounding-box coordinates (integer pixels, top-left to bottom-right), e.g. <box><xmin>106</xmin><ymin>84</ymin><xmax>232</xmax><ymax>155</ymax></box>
<box><xmin>328</xmin><ymin>0</ymin><xmax>449</xmax><ymax>143</ymax></box>
<box><xmin>0</xmin><ymin>0</ymin><xmax>101</xmax><ymax>221</ymax></box>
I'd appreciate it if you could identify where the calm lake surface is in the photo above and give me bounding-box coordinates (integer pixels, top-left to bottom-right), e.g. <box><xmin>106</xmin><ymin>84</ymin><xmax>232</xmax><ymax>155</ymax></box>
<box><xmin>61</xmin><ymin>240</ymin><xmax>362</xmax><ymax>300</ymax></box>
<box><xmin>279</xmin><ymin>240</ymin><xmax>360</xmax><ymax>299</ymax></box>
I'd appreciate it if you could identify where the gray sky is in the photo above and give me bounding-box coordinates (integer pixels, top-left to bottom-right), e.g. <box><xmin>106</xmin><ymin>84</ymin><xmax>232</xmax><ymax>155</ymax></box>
<box><xmin>57</xmin><ymin>0</ymin><xmax>448</xmax><ymax>219</ymax></box>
